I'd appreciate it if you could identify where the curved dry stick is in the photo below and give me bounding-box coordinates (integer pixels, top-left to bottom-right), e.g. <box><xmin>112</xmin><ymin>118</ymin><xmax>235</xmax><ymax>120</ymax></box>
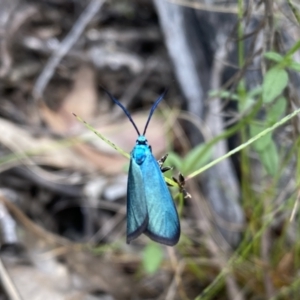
<box><xmin>0</xmin><ymin>258</ymin><xmax>22</xmax><ymax>300</ymax></box>
<box><xmin>33</xmin><ymin>0</ymin><xmax>106</xmax><ymax>100</ymax></box>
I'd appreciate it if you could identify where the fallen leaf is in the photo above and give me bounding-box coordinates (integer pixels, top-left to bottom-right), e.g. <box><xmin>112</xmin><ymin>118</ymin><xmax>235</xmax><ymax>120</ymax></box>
<box><xmin>40</xmin><ymin>64</ymin><xmax>98</xmax><ymax>134</ymax></box>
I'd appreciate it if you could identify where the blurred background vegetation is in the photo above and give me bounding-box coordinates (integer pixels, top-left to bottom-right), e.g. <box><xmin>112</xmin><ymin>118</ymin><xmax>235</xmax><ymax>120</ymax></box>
<box><xmin>0</xmin><ymin>0</ymin><xmax>299</xmax><ymax>299</ymax></box>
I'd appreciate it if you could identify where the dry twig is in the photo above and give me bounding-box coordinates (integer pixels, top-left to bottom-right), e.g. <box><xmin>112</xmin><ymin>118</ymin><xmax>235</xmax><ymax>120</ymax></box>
<box><xmin>0</xmin><ymin>194</ymin><xmax>74</xmax><ymax>247</ymax></box>
<box><xmin>0</xmin><ymin>258</ymin><xmax>22</xmax><ymax>300</ymax></box>
<box><xmin>33</xmin><ymin>0</ymin><xmax>106</xmax><ymax>100</ymax></box>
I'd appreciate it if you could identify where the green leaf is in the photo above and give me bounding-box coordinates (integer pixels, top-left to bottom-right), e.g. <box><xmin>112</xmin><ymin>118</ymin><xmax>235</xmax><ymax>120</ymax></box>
<box><xmin>238</xmin><ymin>97</ymin><xmax>255</xmax><ymax>112</ymax></box>
<box><xmin>165</xmin><ymin>152</ymin><xmax>182</xmax><ymax>172</ymax></box>
<box><xmin>247</xmin><ymin>86</ymin><xmax>263</xmax><ymax>98</ymax></box>
<box><xmin>289</xmin><ymin>60</ymin><xmax>300</xmax><ymax>72</ymax></box>
<box><xmin>208</xmin><ymin>90</ymin><xmax>239</xmax><ymax>100</ymax></box>
<box><xmin>250</xmin><ymin>124</ymin><xmax>272</xmax><ymax>151</ymax></box>
<box><xmin>142</xmin><ymin>243</ymin><xmax>163</xmax><ymax>274</ymax></box>
<box><xmin>258</xmin><ymin>141</ymin><xmax>279</xmax><ymax>176</ymax></box>
<box><xmin>238</xmin><ymin>86</ymin><xmax>262</xmax><ymax>112</ymax></box>
<box><xmin>264</xmin><ymin>52</ymin><xmax>284</xmax><ymax>62</ymax></box>
<box><xmin>262</xmin><ymin>68</ymin><xmax>288</xmax><ymax>103</ymax></box>
<box><xmin>266</xmin><ymin>97</ymin><xmax>287</xmax><ymax>125</ymax></box>
<box><xmin>182</xmin><ymin>144</ymin><xmax>212</xmax><ymax>175</ymax></box>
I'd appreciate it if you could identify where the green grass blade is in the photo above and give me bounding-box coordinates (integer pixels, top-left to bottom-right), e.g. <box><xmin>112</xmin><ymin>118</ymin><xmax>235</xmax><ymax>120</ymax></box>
<box><xmin>73</xmin><ymin>113</ymin><xmax>130</xmax><ymax>159</ymax></box>
<box><xmin>188</xmin><ymin>107</ymin><xmax>300</xmax><ymax>180</ymax></box>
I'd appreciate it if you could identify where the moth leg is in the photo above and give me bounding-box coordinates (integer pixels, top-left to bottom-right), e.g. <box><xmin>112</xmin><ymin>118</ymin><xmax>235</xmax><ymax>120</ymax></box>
<box><xmin>172</xmin><ymin>173</ymin><xmax>191</xmax><ymax>199</ymax></box>
<box><xmin>158</xmin><ymin>154</ymin><xmax>191</xmax><ymax>198</ymax></box>
<box><xmin>157</xmin><ymin>154</ymin><xmax>173</xmax><ymax>173</ymax></box>
<box><xmin>157</xmin><ymin>153</ymin><xmax>168</xmax><ymax>169</ymax></box>
<box><xmin>161</xmin><ymin>166</ymin><xmax>172</xmax><ymax>173</ymax></box>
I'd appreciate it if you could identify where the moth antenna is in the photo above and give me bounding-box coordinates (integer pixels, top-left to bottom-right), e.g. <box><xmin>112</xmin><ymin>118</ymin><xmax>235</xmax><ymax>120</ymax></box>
<box><xmin>102</xmin><ymin>88</ymin><xmax>141</xmax><ymax>136</ymax></box>
<box><xmin>143</xmin><ymin>89</ymin><xmax>168</xmax><ymax>136</ymax></box>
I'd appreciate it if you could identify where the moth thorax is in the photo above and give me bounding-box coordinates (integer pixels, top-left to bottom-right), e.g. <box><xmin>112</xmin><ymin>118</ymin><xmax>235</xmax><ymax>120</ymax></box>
<box><xmin>133</xmin><ymin>145</ymin><xmax>148</xmax><ymax>165</ymax></box>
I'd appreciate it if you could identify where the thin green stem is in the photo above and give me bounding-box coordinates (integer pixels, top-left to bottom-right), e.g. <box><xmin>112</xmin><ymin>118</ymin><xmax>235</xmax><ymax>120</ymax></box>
<box><xmin>187</xmin><ymin>107</ymin><xmax>300</xmax><ymax>179</ymax></box>
<box><xmin>287</xmin><ymin>0</ymin><xmax>300</xmax><ymax>24</ymax></box>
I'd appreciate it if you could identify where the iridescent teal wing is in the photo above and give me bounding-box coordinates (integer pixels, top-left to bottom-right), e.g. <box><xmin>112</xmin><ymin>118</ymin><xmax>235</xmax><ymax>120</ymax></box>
<box><xmin>141</xmin><ymin>153</ymin><xmax>180</xmax><ymax>246</ymax></box>
<box><xmin>126</xmin><ymin>158</ymin><xmax>148</xmax><ymax>244</ymax></box>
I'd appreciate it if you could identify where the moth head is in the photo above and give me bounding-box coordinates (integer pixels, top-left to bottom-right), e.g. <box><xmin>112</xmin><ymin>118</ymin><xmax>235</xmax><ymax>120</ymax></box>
<box><xmin>136</xmin><ymin>135</ymin><xmax>148</xmax><ymax>145</ymax></box>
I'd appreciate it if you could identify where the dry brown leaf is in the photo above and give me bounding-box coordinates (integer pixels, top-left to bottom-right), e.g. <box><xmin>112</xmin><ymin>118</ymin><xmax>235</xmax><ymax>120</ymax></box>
<box><xmin>277</xmin><ymin>251</ymin><xmax>294</xmax><ymax>275</ymax></box>
<box><xmin>272</xmin><ymin>251</ymin><xmax>294</xmax><ymax>287</ymax></box>
<box><xmin>39</xmin><ymin>101</ymin><xmax>72</xmax><ymax>134</ymax></box>
<box><xmin>0</xmin><ymin>117</ymin><xmax>94</xmax><ymax>172</ymax></box>
<box><xmin>40</xmin><ymin>64</ymin><xmax>98</xmax><ymax>134</ymax></box>
<box><xmin>62</xmin><ymin>65</ymin><xmax>97</xmax><ymax>120</ymax></box>
<box><xmin>74</xmin><ymin>143</ymin><xmax>127</xmax><ymax>175</ymax></box>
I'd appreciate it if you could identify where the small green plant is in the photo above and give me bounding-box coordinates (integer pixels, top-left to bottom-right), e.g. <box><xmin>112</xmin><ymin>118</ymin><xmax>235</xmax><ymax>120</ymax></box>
<box><xmin>142</xmin><ymin>242</ymin><xmax>164</xmax><ymax>274</ymax></box>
